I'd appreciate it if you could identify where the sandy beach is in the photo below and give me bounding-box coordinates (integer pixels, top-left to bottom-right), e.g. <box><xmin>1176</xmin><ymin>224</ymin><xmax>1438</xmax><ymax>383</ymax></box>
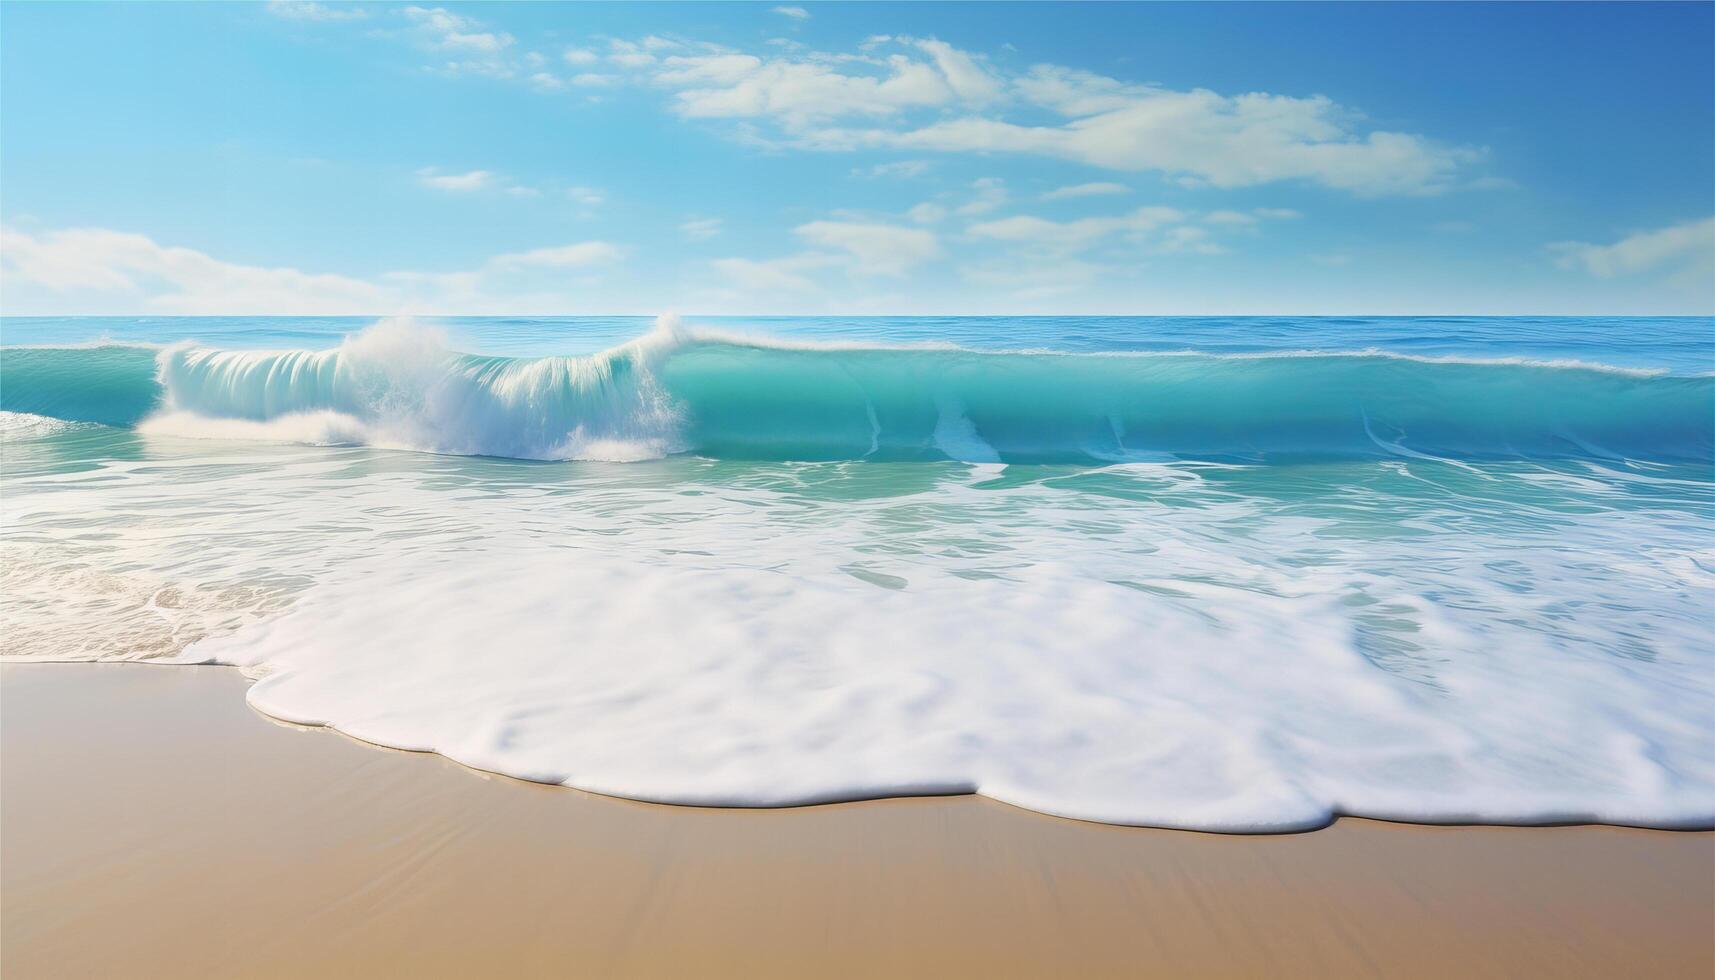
<box><xmin>3</xmin><ymin>662</ymin><xmax>1710</xmax><ymax>979</ymax></box>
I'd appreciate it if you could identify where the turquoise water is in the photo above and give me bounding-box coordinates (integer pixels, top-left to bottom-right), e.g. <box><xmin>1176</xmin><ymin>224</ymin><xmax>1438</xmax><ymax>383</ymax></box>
<box><xmin>3</xmin><ymin>314</ymin><xmax>1710</xmax><ymax>369</ymax></box>
<box><xmin>2</xmin><ymin>315</ymin><xmax>1711</xmax><ymax>830</ymax></box>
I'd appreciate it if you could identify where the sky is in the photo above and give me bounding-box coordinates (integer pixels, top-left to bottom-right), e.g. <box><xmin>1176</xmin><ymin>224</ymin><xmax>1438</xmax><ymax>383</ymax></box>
<box><xmin>1</xmin><ymin>1</ymin><xmax>1712</xmax><ymax>316</ymax></box>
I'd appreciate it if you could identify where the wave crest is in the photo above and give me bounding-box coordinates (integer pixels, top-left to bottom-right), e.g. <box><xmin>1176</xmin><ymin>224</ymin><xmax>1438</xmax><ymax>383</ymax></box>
<box><xmin>2</xmin><ymin>316</ymin><xmax>1710</xmax><ymax>463</ymax></box>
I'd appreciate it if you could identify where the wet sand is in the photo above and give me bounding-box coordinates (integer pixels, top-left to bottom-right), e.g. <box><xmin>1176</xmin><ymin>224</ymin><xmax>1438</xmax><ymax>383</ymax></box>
<box><xmin>3</xmin><ymin>663</ymin><xmax>1711</xmax><ymax>979</ymax></box>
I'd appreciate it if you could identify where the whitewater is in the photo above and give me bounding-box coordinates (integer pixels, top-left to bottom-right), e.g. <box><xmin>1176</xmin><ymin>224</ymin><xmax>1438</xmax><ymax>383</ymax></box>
<box><xmin>3</xmin><ymin>314</ymin><xmax>1712</xmax><ymax>830</ymax></box>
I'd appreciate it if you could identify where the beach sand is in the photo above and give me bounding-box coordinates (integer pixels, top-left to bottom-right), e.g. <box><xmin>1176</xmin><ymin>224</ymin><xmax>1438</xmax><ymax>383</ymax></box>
<box><xmin>4</xmin><ymin>662</ymin><xmax>1711</xmax><ymax>979</ymax></box>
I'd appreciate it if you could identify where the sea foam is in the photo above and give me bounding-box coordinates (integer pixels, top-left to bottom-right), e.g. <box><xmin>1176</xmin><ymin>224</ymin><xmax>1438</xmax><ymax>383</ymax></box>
<box><xmin>178</xmin><ymin>524</ymin><xmax>1714</xmax><ymax>831</ymax></box>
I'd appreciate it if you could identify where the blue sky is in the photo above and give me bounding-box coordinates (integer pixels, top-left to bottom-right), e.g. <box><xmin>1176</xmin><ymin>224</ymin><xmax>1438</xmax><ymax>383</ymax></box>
<box><xmin>2</xmin><ymin>1</ymin><xmax>1711</xmax><ymax>315</ymax></box>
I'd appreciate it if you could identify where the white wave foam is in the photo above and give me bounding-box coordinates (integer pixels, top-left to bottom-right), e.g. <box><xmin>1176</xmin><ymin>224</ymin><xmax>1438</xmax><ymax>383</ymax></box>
<box><xmin>181</xmin><ymin>543</ymin><xmax>1715</xmax><ymax>830</ymax></box>
<box><xmin>655</xmin><ymin>328</ymin><xmax>1673</xmax><ymax>376</ymax></box>
<box><xmin>10</xmin><ymin>416</ymin><xmax>1712</xmax><ymax>830</ymax></box>
<box><xmin>0</xmin><ymin>410</ymin><xmax>96</xmax><ymax>438</ymax></box>
<box><xmin>139</xmin><ymin>410</ymin><xmax>372</xmax><ymax>447</ymax></box>
<box><xmin>146</xmin><ymin>315</ymin><xmax>685</xmax><ymax>461</ymax></box>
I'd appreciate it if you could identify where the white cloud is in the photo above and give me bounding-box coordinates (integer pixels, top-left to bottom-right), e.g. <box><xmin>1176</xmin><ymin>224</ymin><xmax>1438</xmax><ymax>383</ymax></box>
<box><xmin>0</xmin><ymin>226</ymin><xmax>623</xmax><ymax>314</ymax></box>
<box><xmin>375</xmin><ymin>20</ymin><xmax>1482</xmax><ymax>197</ymax></box>
<box><xmin>414</xmin><ymin>169</ymin><xmax>595</xmax><ymax>203</ymax></box>
<box><xmin>954</xmin><ymin>176</ymin><xmax>1008</xmax><ymax>216</ymax></box>
<box><xmin>644</xmin><ymin>37</ymin><xmax>1000</xmax><ymax>128</ymax></box>
<box><xmin>265</xmin><ymin>1</ymin><xmax>367</xmax><ymax>22</ymax></box>
<box><xmin>817</xmin><ymin>97</ymin><xmax>1475</xmax><ymax>195</ymax></box>
<box><xmin>907</xmin><ymin>202</ymin><xmax>949</xmax><ymax>225</ymax></box>
<box><xmin>566</xmin><ymin>185</ymin><xmax>605</xmax><ymax>206</ymax></box>
<box><xmin>713</xmin><ymin>253</ymin><xmax>841</xmax><ymax>293</ymax></box>
<box><xmin>1549</xmin><ymin>216</ymin><xmax>1715</xmax><ymax>278</ymax></box>
<box><xmin>1155</xmin><ymin>225</ymin><xmax>1224</xmax><ymax>255</ymax></box>
<box><xmin>608</xmin><ymin>38</ymin><xmax>681</xmax><ymax>69</ymax></box>
<box><xmin>680</xmin><ymin>218</ymin><xmax>724</xmax><ymax>241</ymax></box>
<box><xmin>793</xmin><ymin>221</ymin><xmax>941</xmax><ymax>276</ymax></box>
<box><xmin>1041</xmin><ymin>182</ymin><xmax>1130</xmax><ymax>201</ymax></box>
<box><xmin>772</xmin><ymin>6</ymin><xmax>810</xmax><ymax>19</ymax></box>
<box><xmin>902</xmin><ymin>177</ymin><xmax>1005</xmax><ymax>226</ymax></box>
<box><xmin>417</xmin><ymin>168</ymin><xmax>494</xmax><ymax>191</ymax></box>
<box><xmin>656</xmin><ymin>52</ymin><xmax>954</xmax><ymax>126</ymax></box>
<box><xmin>485</xmin><ymin>242</ymin><xmax>622</xmax><ymax>270</ymax></box>
<box><xmin>911</xmin><ymin>39</ymin><xmax>1001</xmax><ymax>103</ymax></box>
<box><xmin>1201</xmin><ymin>207</ymin><xmax>1300</xmax><ymax>225</ymax></box>
<box><xmin>564</xmin><ymin>33</ymin><xmax>1481</xmax><ymax>194</ymax></box>
<box><xmin>0</xmin><ymin>226</ymin><xmax>391</xmax><ymax>314</ymax></box>
<box><xmin>791</xmin><ymin>60</ymin><xmax>1479</xmax><ymax>195</ymax></box>
<box><xmin>966</xmin><ymin>206</ymin><xmax>1185</xmax><ymax>253</ymax></box>
<box><xmin>856</xmin><ymin>159</ymin><xmax>932</xmax><ymax>179</ymax></box>
<box><xmin>364</xmin><ymin>25</ymin><xmax>1481</xmax><ymax>197</ymax></box>
<box><xmin>404</xmin><ymin>6</ymin><xmax>513</xmax><ymax>53</ymax></box>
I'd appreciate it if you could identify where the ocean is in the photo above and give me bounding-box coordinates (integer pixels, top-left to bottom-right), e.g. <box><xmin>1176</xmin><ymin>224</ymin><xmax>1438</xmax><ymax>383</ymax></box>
<box><xmin>2</xmin><ymin>314</ymin><xmax>1711</xmax><ymax>830</ymax></box>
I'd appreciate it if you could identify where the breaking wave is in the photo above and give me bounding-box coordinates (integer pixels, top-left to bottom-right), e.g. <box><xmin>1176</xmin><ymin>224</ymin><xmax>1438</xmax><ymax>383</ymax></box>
<box><xmin>3</xmin><ymin>315</ymin><xmax>1710</xmax><ymax>463</ymax></box>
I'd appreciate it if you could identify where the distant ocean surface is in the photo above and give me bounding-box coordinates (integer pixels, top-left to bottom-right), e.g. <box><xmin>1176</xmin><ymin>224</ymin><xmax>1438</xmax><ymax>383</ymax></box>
<box><xmin>3</xmin><ymin>315</ymin><xmax>1712</xmax><ymax>830</ymax></box>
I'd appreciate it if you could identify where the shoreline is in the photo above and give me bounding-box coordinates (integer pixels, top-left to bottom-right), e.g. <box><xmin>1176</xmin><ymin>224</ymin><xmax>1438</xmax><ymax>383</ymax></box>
<box><xmin>24</xmin><ymin>657</ymin><xmax>1715</xmax><ymax>835</ymax></box>
<box><xmin>5</xmin><ymin>661</ymin><xmax>1713</xmax><ymax>978</ymax></box>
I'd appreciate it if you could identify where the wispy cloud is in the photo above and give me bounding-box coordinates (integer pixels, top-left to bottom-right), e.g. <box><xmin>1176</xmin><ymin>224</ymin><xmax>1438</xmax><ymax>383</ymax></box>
<box><xmin>414</xmin><ymin>168</ymin><xmax>602</xmax><ymax>205</ymax></box>
<box><xmin>404</xmin><ymin>5</ymin><xmax>513</xmax><ymax>53</ymax></box>
<box><xmin>566</xmin><ymin>186</ymin><xmax>606</xmax><ymax>207</ymax></box>
<box><xmin>710</xmin><ymin>217</ymin><xmax>941</xmax><ymax>296</ymax></box>
<box><xmin>794</xmin><ymin>221</ymin><xmax>941</xmax><ymax>277</ymax></box>
<box><xmin>0</xmin><ymin>225</ymin><xmax>623</xmax><ymax>314</ymax></box>
<box><xmin>1549</xmin><ymin>216</ymin><xmax>1715</xmax><ymax>278</ymax></box>
<box><xmin>1203</xmin><ymin>207</ymin><xmax>1299</xmax><ymax>226</ymax></box>
<box><xmin>286</xmin><ymin>8</ymin><xmax>1486</xmax><ymax>197</ymax></box>
<box><xmin>416</xmin><ymin>168</ymin><xmax>493</xmax><ymax>192</ymax></box>
<box><xmin>631</xmin><ymin>39</ymin><xmax>1482</xmax><ymax>195</ymax></box>
<box><xmin>855</xmin><ymin>160</ymin><xmax>932</xmax><ymax>179</ymax></box>
<box><xmin>276</xmin><ymin>14</ymin><xmax>1487</xmax><ymax>198</ymax></box>
<box><xmin>771</xmin><ymin>6</ymin><xmax>810</xmax><ymax>20</ymax></box>
<box><xmin>954</xmin><ymin>177</ymin><xmax>1008</xmax><ymax>217</ymax></box>
<box><xmin>966</xmin><ymin>206</ymin><xmax>1185</xmax><ymax>254</ymax></box>
<box><xmin>713</xmin><ymin>253</ymin><xmax>840</xmax><ymax>293</ymax></box>
<box><xmin>265</xmin><ymin>1</ymin><xmax>367</xmax><ymax>22</ymax></box>
<box><xmin>907</xmin><ymin>202</ymin><xmax>948</xmax><ymax>225</ymax></box>
<box><xmin>0</xmin><ymin>226</ymin><xmax>390</xmax><ymax>313</ymax></box>
<box><xmin>485</xmin><ymin>242</ymin><xmax>622</xmax><ymax>270</ymax></box>
<box><xmin>680</xmin><ymin>218</ymin><xmax>724</xmax><ymax>241</ymax></box>
<box><xmin>1041</xmin><ymin>182</ymin><xmax>1129</xmax><ymax>201</ymax></box>
<box><xmin>568</xmin><ymin>72</ymin><xmax>620</xmax><ymax>87</ymax></box>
